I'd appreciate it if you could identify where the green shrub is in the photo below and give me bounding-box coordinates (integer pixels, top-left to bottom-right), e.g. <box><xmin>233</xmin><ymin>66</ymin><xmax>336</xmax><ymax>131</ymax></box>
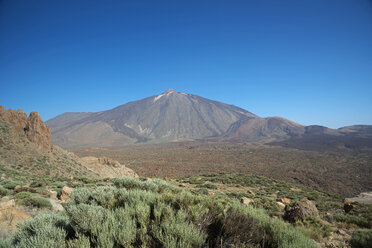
<box><xmin>295</xmin><ymin>216</ymin><xmax>332</xmax><ymax>241</ymax></box>
<box><xmin>335</xmin><ymin>214</ymin><xmax>371</xmax><ymax>228</ymax></box>
<box><xmin>0</xmin><ymin>179</ymin><xmax>19</xmax><ymax>190</ymax></box>
<box><xmin>0</xmin><ymin>185</ymin><xmax>8</xmax><ymax>196</ymax></box>
<box><xmin>2</xmin><ymin>177</ymin><xmax>316</xmax><ymax>248</ymax></box>
<box><xmin>16</xmin><ymin>193</ymin><xmax>52</xmax><ymax>209</ymax></box>
<box><xmin>351</xmin><ymin>229</ymin><xmax>372</xmax><ymax>248</ymax></box>
<box><xmin>14</xmin><ymin>191</ymin><xmax>34</xmax><ymax>199</ymax></box>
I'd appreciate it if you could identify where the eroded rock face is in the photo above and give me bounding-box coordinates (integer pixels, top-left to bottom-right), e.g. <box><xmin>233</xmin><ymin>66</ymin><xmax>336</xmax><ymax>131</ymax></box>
<box><xmin>0</xmin><ymin>106</ymin><xmax>52</xmax><ymax>152</ymax></box>
<box><xmin>80</xmin><ymin>156</ymin><xmax>138</xmax><ymax>178</ymax></box>
<box><xmin>284</xmin><ymin>198</ymin><xmax>319</xmax><ymax>222</ymax></box>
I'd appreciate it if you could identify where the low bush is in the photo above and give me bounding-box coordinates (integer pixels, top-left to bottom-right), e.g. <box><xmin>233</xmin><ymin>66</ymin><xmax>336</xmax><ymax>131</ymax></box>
<box><xmin>350</xmin><ymin>229</ymin><xmax>372</xmax><ymax>248</ymax></box>
<box><xmin>295</xmin><ymin>216</ymin><xmax>332</xmax><ymax>241</ymax></box>
<box><xmin>1</xmin><ymin>177</ymin><xmax>316</xmax><ymax>248</ymax></box>
<box><xmin>0</xmin><ymin>179</ymin><xmax>19</xmax><ymax>190</ymax></box>
<box><xmin>0</xmin><ymin>185</ymin><xmax>8</xmax><ymax>196</ymax></box>
<box><xmin>14</xmin><ymin>192</ymin><xmax>52</xmax><ymax>209</ymax></box>
<box><xmin>335</xmin><ymin>214</ymin><xmax>371</xmax><ymax>228</ymax></box>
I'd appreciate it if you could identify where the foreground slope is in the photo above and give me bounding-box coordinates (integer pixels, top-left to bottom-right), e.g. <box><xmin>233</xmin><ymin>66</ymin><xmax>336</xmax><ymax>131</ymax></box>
<box><xmin>47</xmin><ymin>89</ymin><xmax>256</xmax><ymax>149</ymax></box>
<box><xmin>0</xmin><ymin>177</ymin><xmax>317</xmax><ymax>248</ymax></box>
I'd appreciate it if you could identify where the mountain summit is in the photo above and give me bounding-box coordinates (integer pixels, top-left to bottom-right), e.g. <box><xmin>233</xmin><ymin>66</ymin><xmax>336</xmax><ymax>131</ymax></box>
<box><xmin>47</xmin><ymin>90</ymin><xmax>256</xmax><ymax>149</ymax></box>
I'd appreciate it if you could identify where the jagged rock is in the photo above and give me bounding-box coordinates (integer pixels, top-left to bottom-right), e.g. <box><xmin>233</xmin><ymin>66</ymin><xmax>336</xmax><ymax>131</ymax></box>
<box><xmin>284</xmin><ymin>198</ymin><xmax>319</xmax><ymax>222</ymax></box>
<box><xmin>241</xmin><ymin>197</ymin><xmax>254</xmax><ymax>205</ymax></box>
<box><xmin>25</xmin><ymin>112</ymin><xmax>52</xmax><ymax>152</ymax></box>
<box><xmin>60</xmin><ymin>186</ymin><xmax>72</xmax><ymax>202</ymax></box>
<box><xmin>0</xmin><ymin>106</ymin><xmax>52</xmax><ymax>152</ymax></box>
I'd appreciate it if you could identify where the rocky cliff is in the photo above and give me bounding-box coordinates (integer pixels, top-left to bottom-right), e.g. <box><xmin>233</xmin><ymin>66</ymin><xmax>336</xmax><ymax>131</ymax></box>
<box><xmin>0</xmin><ymin>106</ymin><xmax>52</xmax><ymax>152</ymax></box>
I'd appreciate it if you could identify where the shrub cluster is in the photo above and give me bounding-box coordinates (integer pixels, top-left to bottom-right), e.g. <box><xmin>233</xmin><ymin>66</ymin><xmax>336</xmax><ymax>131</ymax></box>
<box><xmin>350</xmin><ymin>229</ymin><xmax>372</xmax><ymax>248</ymax></box>
<box><xmin>14</xmin><ymin>191</ymin><xmax>52</xmax><ymax>209</ymax></box>
<box><xmin>0</xmin><ymin>177</ymin><xmax>317</xmax><ymax>248</ymax></box>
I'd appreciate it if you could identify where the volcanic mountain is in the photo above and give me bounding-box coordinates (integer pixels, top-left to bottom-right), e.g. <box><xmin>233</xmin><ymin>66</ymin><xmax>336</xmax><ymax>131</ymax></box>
<box><xmin>47</xmin><ymin>89</ymin><xmax>372</xmax><ymax>151</ymax></box>
<box><xmin>47</xmin><ymin>89</ymin><xmax>257</xmax><ymax>149</ymax></box>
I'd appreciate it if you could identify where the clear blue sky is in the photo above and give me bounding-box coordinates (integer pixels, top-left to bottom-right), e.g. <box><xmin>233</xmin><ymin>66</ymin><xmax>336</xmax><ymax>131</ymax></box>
<box><xmin>1</xmin><ymin>0</ymin><xmax>371</xmax><ymax>128</ymax></box>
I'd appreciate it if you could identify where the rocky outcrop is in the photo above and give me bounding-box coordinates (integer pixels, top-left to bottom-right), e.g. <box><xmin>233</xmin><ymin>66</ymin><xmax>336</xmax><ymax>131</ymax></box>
<box><xmin>0</xmin><ymin>106</ymin><xmax>52</xmax><ymax>152</ymax></box>
<box><xmin>60</xmin><ymin>186</ymin><xmax>72</xmax><ymax>202</ymax></box>
<box><xmin>241</xmin><ymin>197</ymin><xmax>254</xmax><ymax>205</ymax></box>
<box><xmin>284</xmin><ymin>198</ymin><xmax>319</xmax><ymax>222</ymax></box>
<box><xmin>80</xmin><ymin>156</ymin><xmax>138</xmax><ymax>178</ymax></box>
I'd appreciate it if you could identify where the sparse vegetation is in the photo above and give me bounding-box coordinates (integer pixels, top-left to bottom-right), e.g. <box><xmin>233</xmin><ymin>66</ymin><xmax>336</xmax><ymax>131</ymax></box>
<box><xmin>0</xmin><ymin>177</ymin><xmax>317</xmax><ymax>248</ymax></box>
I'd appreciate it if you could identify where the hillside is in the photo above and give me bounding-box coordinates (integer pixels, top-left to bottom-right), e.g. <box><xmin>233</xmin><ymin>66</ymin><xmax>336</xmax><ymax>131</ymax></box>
<box><xmin>0</xmin><ymin>106</ymin><xmax>137</xmax><ymax>179</ymax></box>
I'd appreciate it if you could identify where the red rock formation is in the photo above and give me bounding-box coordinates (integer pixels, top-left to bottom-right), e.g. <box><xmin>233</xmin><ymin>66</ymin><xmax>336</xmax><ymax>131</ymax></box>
<box><xmin>0</xmin><ymin>106</ymin><xmax>52</xmax><ymax>152</ymax></box>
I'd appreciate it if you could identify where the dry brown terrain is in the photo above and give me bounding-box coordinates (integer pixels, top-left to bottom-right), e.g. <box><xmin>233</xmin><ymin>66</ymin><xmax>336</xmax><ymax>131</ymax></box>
<box><xmin>75</xmin><ymin>141</ymin><xmax>372</xmax><ymax>197</ymax></box>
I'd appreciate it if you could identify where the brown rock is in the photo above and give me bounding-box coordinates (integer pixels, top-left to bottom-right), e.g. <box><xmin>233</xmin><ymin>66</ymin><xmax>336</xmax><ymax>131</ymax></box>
<box><xmin>14</xmin><ymin>185</ymin><xmax>22</xmax><ymax>192</ymax></box>
<box><xmin>25</xmin><ymin>112</ymin><xmax>52</xmax><ymax>152</ymax></box>
<box><xmin>277</xmin><ymin>198</ymin><xmax>291</xmax><ymax>204</ymax></box>
<box><xmin>284</xmin><ymin>198</ymin><xmax>319</xmax><ymax>222</ymax></box>
<box><xmin>49</xmin><ymin>190</ymin><xmax>58</xmax><ymax>200</ymax></box>
<box><xmin>0</xmin><ymin>106</ymin><xmax>52</xmax><ymax>152</ymax></box>
<box><xmin>60</xmin><ymin>186</ymin><xmax>73</xmax><ymax>202</ymax></box>
<box><xmin>0</xmin><ymin>199</ymin><xmax>15</xmax><ymax>209</ymax></box>
<box><xmin>208</xmin><ymin>192</ymin><xmax>215</xmax><ymax>197</ymax></box>
<box><xmin>343</xmin><ymin>199</ymin><xmax>354</xmax><ymax>213</ymax></box>
<box><xmin>277</xmin><ymin>202</ymin><xmax>286</xmax><ymax>209</ymax></box>
<box><xmin>241</xmin><ymin>197</ymin><xmax>254</xmax><ymax>205</ymax></box>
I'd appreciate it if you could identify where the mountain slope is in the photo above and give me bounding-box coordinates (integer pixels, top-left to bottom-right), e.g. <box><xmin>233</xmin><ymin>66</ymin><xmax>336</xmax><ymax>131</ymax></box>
<box><xmin>222</xmin><ymin>117</ymin><xmax>305</xmax><ymax>143</ymax></box>
<box><xmin>48</xmin><ymin>89</ymin><xmax>256</xmax><ymax>149</ymax></box>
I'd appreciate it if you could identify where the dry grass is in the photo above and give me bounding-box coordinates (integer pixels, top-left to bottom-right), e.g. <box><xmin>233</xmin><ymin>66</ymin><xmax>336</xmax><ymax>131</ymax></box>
<box><xmin>75</xmin><ymin>141</ymin><xmax>372</xmax><ymax>196</ymax></box>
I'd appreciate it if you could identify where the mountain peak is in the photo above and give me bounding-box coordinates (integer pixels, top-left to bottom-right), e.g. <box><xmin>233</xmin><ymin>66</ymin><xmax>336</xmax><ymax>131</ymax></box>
<box><xmin>164</xmin><ymin>89</ymin><xmax>176</xmax><ymax>93</ymax></box>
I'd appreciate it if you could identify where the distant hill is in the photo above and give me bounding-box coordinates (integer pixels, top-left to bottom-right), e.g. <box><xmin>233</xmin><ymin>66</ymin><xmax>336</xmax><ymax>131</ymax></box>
<box><xmin>47</xmin><ymin>89</ymin><xmax>256</xmax><ymax>150</ymax></box>
<box><xmin>221</xmin><ymin>117</ymin><xmax>305</xmax><ymax>143</ymax></box>
<box><xmin>47</xmin><ymin>89</ymin><xmax>372</xmax><ymax>151</ymax></box>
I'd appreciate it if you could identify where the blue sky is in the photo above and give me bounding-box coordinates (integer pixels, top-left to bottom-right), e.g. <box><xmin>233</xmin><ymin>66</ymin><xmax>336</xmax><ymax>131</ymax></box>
<box><xmin>1</xmin><ymin>0</ymin><xmax>371</xmax><ymax>128</ymax></box>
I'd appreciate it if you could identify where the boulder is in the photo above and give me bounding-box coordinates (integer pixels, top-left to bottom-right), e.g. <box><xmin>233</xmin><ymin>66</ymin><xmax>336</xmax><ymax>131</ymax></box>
<box><xmin>343</xmin><ymin>199</ymin><xmax>353</xmax><ymax>213</ymax></box>
<box><xmin>241</xmin><ymin>197</ymin><xmax>254</xmax><ymax>205</ymax></box>
<box><xmin>284</xmin><ymin>198</ymin><xmax>319</xmax><ymax>222</ymax></box>
<box><xmin>277</xmin><ymin>198</ymin><xmax>291</xmax><ymax>205</ymax></box>
<box><xmin>277</xmin><ymin>202</ymin><xmax>286</xmax><ymax>209</ymax></box>
<box><xmin>60</xmin><ymin>186</ymin><xmax>72</xmax><ymax>202</ymax></box>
